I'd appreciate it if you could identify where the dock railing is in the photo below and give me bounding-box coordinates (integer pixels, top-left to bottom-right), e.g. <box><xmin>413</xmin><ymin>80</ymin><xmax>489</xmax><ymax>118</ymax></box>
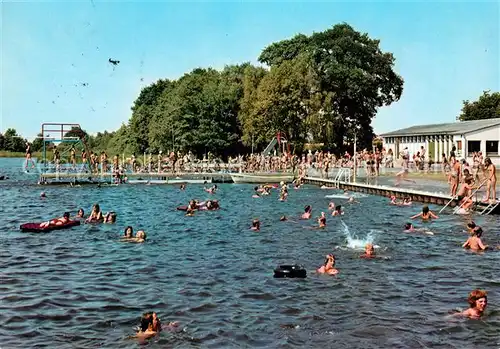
<box><xmin>439</xmin><ymin>179</ymin><xmax>487</xmax><ymax>214</ymax></box>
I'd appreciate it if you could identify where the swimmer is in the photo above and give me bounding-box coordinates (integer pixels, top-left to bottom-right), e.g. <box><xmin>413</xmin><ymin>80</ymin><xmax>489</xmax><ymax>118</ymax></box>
<box><xmin>402</xmin><ymin>197</ymin><xmax>412</xmax><ymax>206</ymax></box>
<box><xmin>122</xmin><ymin>226</ymin><xmax>134</xmax><ymax>239</ymax></box>
<box><xmin>301</xmin><ymin>205</ymin><xmax>312</xmax><ymax>219</ymax></box>
<box><xmin>360</xmin><ymin>243</ymin><xmax>376</xmax><ymax>258</ymax></box>
<box><xmin>252</xmin><ymin>186</ymin><xmax>261</xmax><ymax>198</ymax></box>
<box><xmin>328</xmin><ymin>201</ymin><xmax>336</xmax><ymax>210</ymax></box>
<box><xmin>403</xmin><ymin>222</ymin><xmax>434</xmax><ymax>235</ymax></box>
<box><xmin>410</xmin><ymin>205</ymin><xmax>438</xmax><ymax>220</ymax></box>
<box><xmin>462</xmin><ymin>227</ymin><xmax>488</xmax><ymax>251</ymax></box>
<box><xmin>180</xmin><ymin>184</ymin><xmax>186</xmax><ymax>190</ymax></box>
<box><xmin>132</xmin><ymin>230</ymin><xmax>147</xmax><ymax>243</ymax></box>
<box><xmin>466</xmin><ymin>221</ymin><xmax>476</xmax><ymax>235</ymax></box>
<box><xmin>317</xmin><ymin>254</ymin><xmax>338</xmax><ymax>275</ymax></box>
<box><xmin>86</xmin><ymin>203</ymin><xmax>104</xmax><ymax>223</ymax></box>
<box><xmin>40</xmin><ymin>191</ymin><xmax>46</xmax><ymax>198</ymax></box>
<box><xmin>103</xmin><ymin>211</ymin><xmax>117</xmax><ymax>224</ymax></box>
<box><xmin>75</xmin><ymin>208</ymin><xmax>85</xmax><ymax>219</ymax></box>
<box><xmin>39</xmin><ymin>212</ymin><xmax>70</xmax><ymax>228</ymax></box>
<box><xmin>453</xmin><ymin>289</ymin><xmax>488</xmax><ymax>320</ymax></box>
<box><xmin>347</xmin><ymin>196</ymin><xmax>359</xmax><ymax>204</ymax></box>
<box><xmin>389</xmin><ymin>195</ymin><xmax>398</xmax><ymax>205</ymax></box>
<box><xmin>135</xmin><ymin>312</ymin><xmax>161</xmax><ymax>340</ymax></box>
<box><xmin>317</xmin><ymin>212</ymin><xmax>326</xmax><ymax>228</ymax></box>
<box><xmin>251</xmin><ymin>219</ymin><xmax>260</xmax><ymax>231</ymax></box>
<box><xmin>332</xmin><ymin>205</ymin><xmax>344</xmax><ymax>216</ymax></box>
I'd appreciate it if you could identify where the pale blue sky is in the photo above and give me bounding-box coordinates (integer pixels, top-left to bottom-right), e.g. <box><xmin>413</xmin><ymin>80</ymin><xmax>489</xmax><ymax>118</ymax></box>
<box><xmin>1</xmin><ymin>1</ymin><xmax>499</xmax><ymax>139</ymax></box>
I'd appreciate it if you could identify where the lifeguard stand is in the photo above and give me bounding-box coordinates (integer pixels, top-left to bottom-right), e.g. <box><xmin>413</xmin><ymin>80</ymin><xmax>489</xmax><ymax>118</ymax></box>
<box><xmin>40</xmin><ymin>123</ymin><xmax>91</xmax><ymax>174</ymax></box>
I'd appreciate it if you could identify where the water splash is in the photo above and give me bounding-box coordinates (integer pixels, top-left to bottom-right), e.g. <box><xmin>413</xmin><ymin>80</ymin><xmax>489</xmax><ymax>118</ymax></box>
<box><xmin>339</xmin><ymin>220</ymin><xmax>377</xmax><ymax>250</ymax></box>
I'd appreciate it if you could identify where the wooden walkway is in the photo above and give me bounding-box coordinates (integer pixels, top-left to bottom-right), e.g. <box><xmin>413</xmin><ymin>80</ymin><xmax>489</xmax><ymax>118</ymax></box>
<box><xmin>304</xmin><ymin>176</ymin><xmax>456</xmax><ymax>206</ymax></box>
<box><xmin>304</xmin><ymin>176</ymin><xmax>500</xmax><ymax>214</ymax></box>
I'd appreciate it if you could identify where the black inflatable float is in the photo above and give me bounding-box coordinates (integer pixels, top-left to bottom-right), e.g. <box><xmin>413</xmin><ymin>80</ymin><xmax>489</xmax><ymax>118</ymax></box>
<box><xmin>273</xmin><ymin>265</ymin><xmax>307</xmax><ymax>278</ymax></box>
<box><xmin>20</xmin><ymin>220</ymin><xmax>81</xmax><ymax>233</ymax></box>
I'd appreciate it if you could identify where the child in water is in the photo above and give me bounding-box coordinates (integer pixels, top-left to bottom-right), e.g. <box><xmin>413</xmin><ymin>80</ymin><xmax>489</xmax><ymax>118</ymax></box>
<box><xmin>410</xmin><ymin>205</ymin><xmax>439</xmax><ymax>220</ymax></box>
<box><xmin>317</xmin><ymin>254</ymin><xmax>339</xmax><ymax>275</ymax></box>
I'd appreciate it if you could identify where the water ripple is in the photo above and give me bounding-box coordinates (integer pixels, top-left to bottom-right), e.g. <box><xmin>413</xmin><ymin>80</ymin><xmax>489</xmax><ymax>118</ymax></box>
<box><xmin>0</xmin><ymin>158</ymin><xmax>499</xmax><ymax>348</ymax></box>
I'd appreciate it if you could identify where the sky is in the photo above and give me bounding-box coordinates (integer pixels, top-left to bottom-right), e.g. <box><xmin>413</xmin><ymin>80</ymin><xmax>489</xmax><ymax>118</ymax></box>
<box><xmin>1</xmin><ymin>0</ymin><xmax>499</xmax><ymax>139</ymax></box>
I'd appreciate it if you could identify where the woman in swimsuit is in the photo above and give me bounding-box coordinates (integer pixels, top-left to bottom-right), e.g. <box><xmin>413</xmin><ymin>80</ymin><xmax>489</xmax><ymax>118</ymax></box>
<box><xmin>301</xmin><ymin>205</ymin><xmax>312</xmax><ymax>219</ymax></box>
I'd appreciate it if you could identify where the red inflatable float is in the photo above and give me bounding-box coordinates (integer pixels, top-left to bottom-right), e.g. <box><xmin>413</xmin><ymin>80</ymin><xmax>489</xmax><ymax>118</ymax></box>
<box><xmin>20</xmin><ymin>220</ymin><xmax>81</xmax><ymax>233</ymax></box>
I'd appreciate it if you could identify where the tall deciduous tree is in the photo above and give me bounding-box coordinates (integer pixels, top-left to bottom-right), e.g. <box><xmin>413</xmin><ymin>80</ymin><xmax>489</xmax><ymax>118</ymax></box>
<box><xmin>458</xmin><ymin>90</ymin><xmax>500</xmax><ymax>121</ymax></box>
<box><xmin>258</xmin><ymin>23</ymin><xmax>404</xmax><ymax>152</ymax></box>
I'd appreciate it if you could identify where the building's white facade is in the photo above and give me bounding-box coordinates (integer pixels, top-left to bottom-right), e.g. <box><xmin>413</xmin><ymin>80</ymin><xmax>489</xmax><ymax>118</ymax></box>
<box><xmin>380</xmin><ymin>119</ymin><xmax>500</xmax><ymax>166</ymax></box>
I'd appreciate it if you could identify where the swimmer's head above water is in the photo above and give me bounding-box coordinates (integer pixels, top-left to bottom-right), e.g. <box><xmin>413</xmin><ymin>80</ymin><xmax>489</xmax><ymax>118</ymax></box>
<box><xmin>404</xmin><ymin>222</ymin><xmax>413</xmax><ymax>230</ymax></box>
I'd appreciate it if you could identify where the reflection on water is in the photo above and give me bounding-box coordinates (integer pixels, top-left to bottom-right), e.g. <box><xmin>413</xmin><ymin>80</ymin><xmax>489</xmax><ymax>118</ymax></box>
<box><xmin>1</xmin><ymin>158</ymin><xmax>499</xmax><ymax>349</ymax></box>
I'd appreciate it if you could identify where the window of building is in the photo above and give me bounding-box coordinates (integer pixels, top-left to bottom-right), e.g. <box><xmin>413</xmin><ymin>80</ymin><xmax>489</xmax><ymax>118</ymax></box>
<box><xmin>467</xmin><ymin>141</ymin><xmax>481</xmax><ymax>155</ymax></box>
<box><xmin>486</xmin><ymin>140</ymin><xmax>499</xmax><ymax>155</ymax></box>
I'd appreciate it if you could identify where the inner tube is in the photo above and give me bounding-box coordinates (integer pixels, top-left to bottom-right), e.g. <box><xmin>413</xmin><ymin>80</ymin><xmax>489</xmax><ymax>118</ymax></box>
<box><xmin>177</xmin><ymin>205</ymin><xmax>188</xmax><ymax>211</ymax></box>
<box><xmin>20</xmin><ymin>220</ymin><xmax>81</xmax><ymax>233</ymax></box>
<box><xmin>273</xmin><ymin>265</ymin><xmax>307</xmax><ymax>278</ymax></box>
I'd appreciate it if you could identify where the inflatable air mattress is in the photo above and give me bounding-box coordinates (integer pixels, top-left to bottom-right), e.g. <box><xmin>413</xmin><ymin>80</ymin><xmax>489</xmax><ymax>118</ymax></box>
<box><xmin>20</xmin><ymin>220</ymin><xmax>81</xmax><ymax>233</ymax></box>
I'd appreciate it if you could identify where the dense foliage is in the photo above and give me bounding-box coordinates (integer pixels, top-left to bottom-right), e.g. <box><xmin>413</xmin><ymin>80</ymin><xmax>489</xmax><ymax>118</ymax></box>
<box><xmin>3</xmin><ymin>23</ymin><xmax>407</xmax><ymax>157</ymax></box>
<box><xmin>458</xmin><ymin>90</ymin><xmax>500</xmax><ymax>121</ymax></box>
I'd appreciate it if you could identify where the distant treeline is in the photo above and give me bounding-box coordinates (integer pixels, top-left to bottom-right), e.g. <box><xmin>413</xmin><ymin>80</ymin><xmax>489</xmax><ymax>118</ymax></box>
<box><xmin>4</xmin><ymin>23</ymin><xmax>498</xmax><ymax>160</ymax></box>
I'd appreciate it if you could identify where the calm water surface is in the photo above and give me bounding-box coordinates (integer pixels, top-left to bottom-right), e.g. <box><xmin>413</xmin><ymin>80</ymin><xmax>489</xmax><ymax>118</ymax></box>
<box><xmin>1</xmin><ymin>158</ymin><xmax>499</xmax><ymax>348</ymax></box>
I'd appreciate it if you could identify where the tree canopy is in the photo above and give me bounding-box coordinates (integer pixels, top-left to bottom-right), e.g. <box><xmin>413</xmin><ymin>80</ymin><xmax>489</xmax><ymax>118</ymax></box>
<box><xmin>3</xmin><ymin>23</ymin><xmax>408</xmax><ymax>157</ymax></box>
<box><xmin>458</xmin><ymin>90</ymin><xmax>500</xmax><ymax>121</ymax></box>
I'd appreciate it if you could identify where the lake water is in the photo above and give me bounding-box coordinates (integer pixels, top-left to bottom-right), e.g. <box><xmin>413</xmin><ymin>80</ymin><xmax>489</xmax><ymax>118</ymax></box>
<box><xmin>1</xmin><ymin>158</ymin><xmax>499</xmax><ymax>348</ymax></box>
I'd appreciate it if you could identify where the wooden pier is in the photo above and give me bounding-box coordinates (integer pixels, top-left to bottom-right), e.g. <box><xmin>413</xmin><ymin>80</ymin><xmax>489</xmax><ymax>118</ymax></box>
<box><xmin>304</xmin><ymin>176</ymin><xmax>500</xmax><ymax>215</ymax></box>
<box><xmin>39</xmin><ymin>171</ymin><xmax>234</xmax><ymax>185</ymax></box>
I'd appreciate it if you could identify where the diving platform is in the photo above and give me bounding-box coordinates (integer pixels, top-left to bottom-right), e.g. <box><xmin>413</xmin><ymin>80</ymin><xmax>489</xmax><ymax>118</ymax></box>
<box><xmin>303</xmin><ymin>176</ymin><xmax>500</xmax><ymax>215</ymax></box>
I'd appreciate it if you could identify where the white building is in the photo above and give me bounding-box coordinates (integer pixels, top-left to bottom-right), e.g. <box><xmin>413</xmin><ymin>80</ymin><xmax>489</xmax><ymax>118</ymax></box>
<box><xmin>380</xmin><ymin>118</ymin><xmax>500</xmax><ymax>165</ymax></box>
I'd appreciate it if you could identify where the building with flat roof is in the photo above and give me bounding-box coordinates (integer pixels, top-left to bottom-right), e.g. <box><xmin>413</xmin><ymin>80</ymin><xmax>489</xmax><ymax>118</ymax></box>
<box><xmin>380</xmin><ymin>118</ymin><xmax>500</xmax><ymax>165</ymax></box>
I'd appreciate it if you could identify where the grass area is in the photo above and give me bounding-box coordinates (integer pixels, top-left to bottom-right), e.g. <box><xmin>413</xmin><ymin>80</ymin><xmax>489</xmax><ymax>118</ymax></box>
<box><xmin>0</xmin><ymin>151</ymin><xmax>42</xmax><ymax>158</ymax></box>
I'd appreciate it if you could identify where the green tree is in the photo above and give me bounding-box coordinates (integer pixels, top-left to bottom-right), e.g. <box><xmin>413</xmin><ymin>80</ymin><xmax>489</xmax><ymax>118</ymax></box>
<box><xmin>243</xmin><ymin>54</ymin><xmax>312</xmax><ymax>151</ymax></box>
<box><xmin>3</xmin><ymin>128</ymin><xmax>25</xmax><ymax>152</ymax></box>
<box><xmin>458</xmin><ymin>90</ymin><xmax>500</xmax><ymax>121</ymax></box>
<box><xmin>31</xmin><ymin>133</ymin><xmax>44</xmax><ymax>152</ymax></box>
<box><xmin>129</xmin><ymin>79</ymin><xmax>175</xmax><ymax>154</ymax></box>
<box><xmin>258</xmin><ymin>23</ymin><xmax>403</xmax><ymax>153</ymax></box>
